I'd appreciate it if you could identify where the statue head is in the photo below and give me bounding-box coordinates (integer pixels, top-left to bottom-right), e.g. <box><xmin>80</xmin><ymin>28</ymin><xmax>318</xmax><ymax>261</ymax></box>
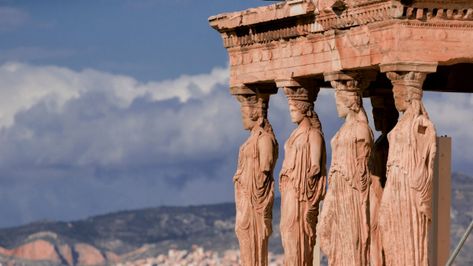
<box><xmin>283</xmin><ymin>86</ymin><xmax>318</xmax><ymax>125</ymax></box>
<box><xmin>236</xmin><ymin>93</ymin><xmax>269</xmax><ymax>130</ymax></box>
<box><xmin>388</xmin><ymin>72</ymin><xmax>425</xmax><ymax>113</ymax></box>
<box><xmin>332</xmin><ymin>80</ymin><xmax>362</xmax><ymax>118</ymax></box>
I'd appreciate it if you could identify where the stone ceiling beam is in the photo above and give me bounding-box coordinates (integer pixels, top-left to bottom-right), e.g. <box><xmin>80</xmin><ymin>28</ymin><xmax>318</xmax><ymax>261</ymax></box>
<box><xmin>211</xmin><ymin>1</ymin><xmax>473</xmax><ymax>90</ymax></box>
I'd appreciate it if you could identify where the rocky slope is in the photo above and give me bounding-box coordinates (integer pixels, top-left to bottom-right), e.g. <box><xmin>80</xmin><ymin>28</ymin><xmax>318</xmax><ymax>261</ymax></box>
<box><xmin>0</xmin><ymin>202</ymin><xmax>260</xmax><ymax>265</ymax></box>
<box><xmin>0</xmin><ymin>173</ymin><xmax>471</xmax><ymax>265</ymax></box>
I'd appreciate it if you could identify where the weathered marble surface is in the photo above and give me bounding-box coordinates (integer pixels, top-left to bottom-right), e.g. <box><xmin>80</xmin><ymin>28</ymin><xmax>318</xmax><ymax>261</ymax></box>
<box><xmin>319</xmin><ymin>79</ymin><xmax>373</xmax><ymax>266</ymax></box>
<box><xmin>234</xmin><ymin>93</ymin><xmax>278</xmax><ymax>266</ymax></box>
<box><xmin>280</xmin><ymin>85</ymin><xmax>326</xmax><ymax>266</ymax></box>
<box><xmin>379</xmin><ymin>72</ymin><xmax>436</xmax><ymax>266</ymax></box>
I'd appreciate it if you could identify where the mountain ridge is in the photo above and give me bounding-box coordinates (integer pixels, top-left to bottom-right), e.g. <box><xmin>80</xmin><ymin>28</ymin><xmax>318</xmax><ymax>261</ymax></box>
<box><xmin>0</xmin><ymin>173</ymin><xmax>471</xmax><ymax>265</ymax></box>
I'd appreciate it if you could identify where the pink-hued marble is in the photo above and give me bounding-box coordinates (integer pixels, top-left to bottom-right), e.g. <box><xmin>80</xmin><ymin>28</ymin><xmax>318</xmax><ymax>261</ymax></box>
<box><xmin>318</xmin><ymin>77</ymin><xmax>373</xmax><ymax>266</ymax></box>
<box><xmin>234</xmin><ymin>92</ymin><xmax>278</xmax><ymax>266</ymax></box>
<box><xmin>379</xmin><ymin>71</ymin><xmax>437</xmax><ymax>266</ymax></box>
<box><xmin>279</xmin><ymin>83</ymin><xmax>327</xmax><ymax>266</ymax></box>
<box><xmin>209</xmin><ymin>0</ymin><xmax>465</xmax><ymax>264</ymax></box>
<box><xmin>210</xmin><ymin>1</ymin><xmax>473</xmax><ymax>91</ymax></box>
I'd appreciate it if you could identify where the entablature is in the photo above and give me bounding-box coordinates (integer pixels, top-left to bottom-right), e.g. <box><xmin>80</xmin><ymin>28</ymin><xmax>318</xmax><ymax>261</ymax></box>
<box><xmin>210</xmin><ymin>0</ymin><xmax>473</xmax><ymax>49</ymax></box>
<box><xmin>210</xmin><ymin>1</ymin><xmax>473</xmax><ymax>93</ymax></box>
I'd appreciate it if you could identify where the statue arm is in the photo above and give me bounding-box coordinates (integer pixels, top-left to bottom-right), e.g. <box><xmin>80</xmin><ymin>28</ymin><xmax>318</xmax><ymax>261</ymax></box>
<box><xmin>233</xmin><ymin>151</ymin><xmax>242</xmax><ymax>183</ymax></box>
<box><xmin>355</xmin><ymin>124</ymin><xmax>373</xmax><ymax>191</ymax></box>
<box><xmin>308</xmin><ymin>129</ymin><xmax>323</xmax><ymax>178</ymax></box>
<box><xmin>257</xmin><ymin>134</ymin><xmax>276</xmax><ymax>237</ymax></box>
<box><xmin>418</xmin><ymin>117</ymin><xmax>437</xmax><ymax>179</ymax></box>
<box><xmin>258</xmin><ymin>134</ymin><xmax>276</xmax><ymax>179</ymax></box>
<box><xmin>411</xmin><ymin>115</ymin><xmax>437</xmax><ymax>219</ymax></box>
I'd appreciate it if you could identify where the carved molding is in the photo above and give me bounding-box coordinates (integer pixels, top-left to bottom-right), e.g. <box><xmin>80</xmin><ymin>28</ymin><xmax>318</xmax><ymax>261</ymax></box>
<box><xmin>222</xmin><ymin>23</ymin><xmax>315</xmax><ymax>48</ymax></box>
<box><xmin>380</xmin><ymin>62</ymin><xmax>438</xmax><ymax>73</ymax></box>
<box><xmin>316</xmin><ymin>1</ymin><xmax>398</xmax><ymax>32</ymax></box>
<box><xmin>217</xmin><ymin>0</ymin><xmax>473</xmax><ymax>49</ymax></box>
<box><xmin>230</xmin><ymin>84</ymin><xmax>278</xmax><ymax>95</ymax></box>
<box><xmin>400</xmin><ymin>5</ymin><xmax>473</xmax><ymax>21</ymax></box>
<box><xmin>275</xmin><ymin>78</ymin><xmax>302</xmax><ymax>88</ymax></box>
<box><xmin>324</xmin><ymin>70</ymin><xmax>377</xmax><ymax>91</ymax></box>
<box><xmin>386</xmin><ymin>71</ymin><xmax>427</xmax><ymax>88</ymax></box>
<box><xmin>221</xmin><ymin>1</ymin><xmax>396</xmax><ymax>48</ymax></box>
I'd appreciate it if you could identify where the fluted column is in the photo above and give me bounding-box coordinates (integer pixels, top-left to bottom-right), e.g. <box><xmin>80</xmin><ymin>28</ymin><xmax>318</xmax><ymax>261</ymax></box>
<box><xmin>231</xmin><ymin>85</ymin><xmax>278</xmax><ymax>266</ymax></box>
<box><xmin>318</xmin><ymin>71</ymin><xmax>374</xmax><ymax>266</ymax></box>
<box><xmin>276</xmin><ymin>79</ymin><xmax>327</xmax><ymax>266</ymax></box>
<box><xmin>378</xmin><ymin>63</ymin><xmax>437</xmax><ymax>266</ymax></box>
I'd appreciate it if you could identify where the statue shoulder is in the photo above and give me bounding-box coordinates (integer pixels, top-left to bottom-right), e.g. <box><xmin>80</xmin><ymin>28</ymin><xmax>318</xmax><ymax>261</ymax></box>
<box><xmin>413</xmin><ymin>114</ymin><xmax>436</xmax><ymax>138</ymax></box>
<box><xmin>354</xmin><ymin>121</ymin><xmax>373</xmax><ymax>143</ymax></box>
<box><xmin>308</xmin><ymin>126</ymin><xmax>323</xmax><ymax>141</ymax></box>
<box><xmin>257</xmin><ymin>130</ymin><xmax>276</xmax><ymax>148</ymax></box>
<box><xmin>415</xmin><ymin>114</ymin><xmax>435</xmax><ymax>127</ymax></box>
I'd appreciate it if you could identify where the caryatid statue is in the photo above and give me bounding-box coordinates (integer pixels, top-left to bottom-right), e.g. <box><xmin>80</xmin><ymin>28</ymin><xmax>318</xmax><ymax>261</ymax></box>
<box><xmin>279</xmin><ymin>80</ymin><xmax>327</xmax><ymax>266</ymax></box>
<box><xmin>233</xmin><ymin>90</ymin><xmax>278</xmax><ymax>266</ymax></box>
<box><xmin>318</xmin><ymin>75</ymin><xmax>373</xmax><ymax>266</ymax></box>
<box><xmin>368</xmin><ymin>92</ymin><xmax>399</xmax><ymax>266</ymax></box>
<box><xmin>379</xmin><ymin>71</ymin><xmax>436</xmax><ymax>266</ymax></box>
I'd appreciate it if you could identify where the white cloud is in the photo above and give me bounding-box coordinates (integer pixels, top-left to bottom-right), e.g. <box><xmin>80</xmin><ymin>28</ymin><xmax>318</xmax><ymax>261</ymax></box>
<box><xmin>423</xmin><ymin>92</ymin><xmax>473</xmax><ymax>173</ymax></box>
<box><xmin>0</xmin><ymin>62</ymin><xmax>243</xmax><ymax>226</ymax></box>
<box><xmin>0</xmin><ymin>62</ymin><xmax>471</xmax><ymax>227</ymax></box>
<box><xmin>0</xmin><ymin>62</ymin><xmax>229</xmax><ymax>128</ymax></box>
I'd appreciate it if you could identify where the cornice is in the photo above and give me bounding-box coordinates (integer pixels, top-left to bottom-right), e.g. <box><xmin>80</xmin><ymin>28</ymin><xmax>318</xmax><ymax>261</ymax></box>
<box><xmin>211</xmin><ymin>1</ymin><xmax>473</xmax><ymax>49</ymax></box>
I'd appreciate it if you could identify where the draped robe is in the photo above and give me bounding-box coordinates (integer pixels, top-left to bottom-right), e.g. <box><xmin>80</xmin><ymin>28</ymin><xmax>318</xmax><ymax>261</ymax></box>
<box><xmin>234</xmin><ymin>126</ymin><xmax>278</xmax><ymax>266</ymax></box>
<box><xmin>280</xmin><ymin>124</ymin><xmax>326</xmax><ymax>266</ymax></box>
<box><xmin>379</xmin><ymin>108</ymin><xmax>436</xmax><ymax>266</ymax></box>
<box><xmin>319</xmin><ymin>119</ymin><xmax>373</xmax><ymax>266</ymax></box>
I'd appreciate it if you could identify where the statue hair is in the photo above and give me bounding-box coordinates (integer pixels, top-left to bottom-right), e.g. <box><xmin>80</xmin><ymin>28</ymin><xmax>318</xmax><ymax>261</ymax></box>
<box><xmin>246</xmin><ymin>104</ymin><xmax>276</xmax><ymax>136</ymax></box>
<box><xmin>291</xmin><ymin>100</ymin><xmax>323</xmax><ymax>134</ymax></box>
<box><xmin>342</xmin><ymin>93</ymin><xmax>362</xmax><ymax>113</ymax></box>
<box><xmin>407</xmin><ymin>87</ymin><xmax>429</xmax><ymax>119</ymax></box>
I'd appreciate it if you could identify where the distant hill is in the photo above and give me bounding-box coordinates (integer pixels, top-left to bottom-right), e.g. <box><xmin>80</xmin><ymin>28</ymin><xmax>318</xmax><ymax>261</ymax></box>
<box><xmin>0</xmin><ymin>202</ymin><xmax>247</xmax><ymax>265</ymax></box>
<box><xmin>0</xmin><ymin>200</ymin><xmax>282</xmax><ymax>265</ymax></box>
<box><xmin>0</xmin><ymin>202</ymin><xmax>240</xmax><ymax>253</ymax></box>
<box><xmin>0</xmin><ymin>173</ymin><xmax>471</xmax><ymax>265</ymax></box>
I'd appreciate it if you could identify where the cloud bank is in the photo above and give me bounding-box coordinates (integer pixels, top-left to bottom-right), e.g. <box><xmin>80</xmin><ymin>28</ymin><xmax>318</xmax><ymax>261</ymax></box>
<box><xmin>0</xmin><ymin>62</ymin><xmax>241</xmax><ymax>227</ymax></box>
<box><xmin>0</xmin><ymin>62</ymin><xmax>471</xmax><ymax>227</ymax></box>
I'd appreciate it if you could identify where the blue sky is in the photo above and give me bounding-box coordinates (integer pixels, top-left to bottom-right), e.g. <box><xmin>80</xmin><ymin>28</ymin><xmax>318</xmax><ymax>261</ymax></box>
<box><xmin>0</xmin><ymin>0</ymin><xmax>472</xmax><ymax>228</ymax></box>
<box><xmin>0</xmin><ymin>0</ymin><xmax>262</xmax><ymax>80</ymax></box>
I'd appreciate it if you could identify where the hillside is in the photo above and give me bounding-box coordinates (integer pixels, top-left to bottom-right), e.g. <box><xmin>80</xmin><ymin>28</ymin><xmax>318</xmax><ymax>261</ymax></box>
<box><xmin>0</xmin><ymin>173</ymin><xmax>471</xmax><ymax>265</ymax></box>
<box><xmin>0</xmin><ymin>200</ymin><xmax>283</xmax><ymax>265</ymax></box>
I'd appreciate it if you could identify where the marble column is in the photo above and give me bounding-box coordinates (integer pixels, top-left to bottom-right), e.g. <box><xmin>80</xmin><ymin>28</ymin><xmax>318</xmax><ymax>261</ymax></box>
<box><xmin>318</xmin><ymin>72</ymin><xmax>374</xmax><ymax>266</ymax></box>
<box><xmin>277</xmin><ymin>79</ymin><xmax>327</xmax><ymax>266</ymax></box>
<box><xmin>378</xmin><ymin>63</ymin><xmax>438</xmax><ymax>266</ymax></box>
<box><xmin>231</xmin><ymin>86</ymin><xmax>278</xmax><ymax>266</ymax></box>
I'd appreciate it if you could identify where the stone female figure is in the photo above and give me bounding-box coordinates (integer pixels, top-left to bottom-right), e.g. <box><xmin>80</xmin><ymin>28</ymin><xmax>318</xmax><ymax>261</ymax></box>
<box><xmin>233</xmin><ymin>93</ymin><xmax>278</xmax><ymax>266</ymax></box>
<box><xmin>379</xmin><ymin>72</ymin><xmax>436</xmax><ymax>266</ymax></box>
<box><xmin>280</xmin><ymin>86</ymin><xmax>326</xmax><ymax>266</ymax></box>
<box><xmin>318</xmin><ymin>80</ymin><xmax>373</xmax><ymax>266</ymax></box>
